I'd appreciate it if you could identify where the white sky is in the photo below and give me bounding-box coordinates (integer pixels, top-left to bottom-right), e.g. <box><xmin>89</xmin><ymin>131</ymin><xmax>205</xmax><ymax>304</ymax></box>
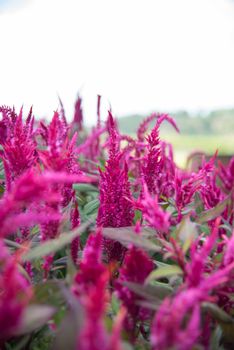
<box><xmin>0</xmin><ymin>0</ymin><xmax>234</xmax><ymax>125</ymax></box>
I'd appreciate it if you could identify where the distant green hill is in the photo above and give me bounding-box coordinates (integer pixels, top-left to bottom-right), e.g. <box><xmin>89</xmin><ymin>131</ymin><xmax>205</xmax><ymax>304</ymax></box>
<box><xmin>117</xmin><ymin>109</ymin><xmax>234</xmax><ymax>135</ymax></box>
<box><xmin>117</xmin><ymin>109</ymin><xmax>234</xmax><ymax>165</ymax></box>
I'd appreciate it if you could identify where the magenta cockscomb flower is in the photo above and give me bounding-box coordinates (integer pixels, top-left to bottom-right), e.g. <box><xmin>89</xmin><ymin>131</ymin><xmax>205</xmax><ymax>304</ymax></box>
<box><xmin>73</xmin><ymin>95</ymin><xmax>83</xmax><ymax>132</ymax></box>
<box><xmin>38</xmin><ymin>113</ymin><xmax>83</xmax><ymax>262</ymax></box>
<box><xmin>74</xmin><ymin>230</ymin><xmax>125</xmax><ymax>350</ymax></box>
<box><xmin>151</xmin><ymin>257</ymin><xmax>234</xmax><ymax>350</ymax></box>
<box><xmin>97</xmin><ymin>112</ymin><xmax>134</xmax><ymax>261</ymax></box>
<box><xmin>218</xmin><ymin>156</ymin><xmax>234</xmax><ymax>193</ymax></box>
<box><xmin>151</xmin><ymin>289</ymin><xmax>202</xmax><ymax>350</ymax></box>
<box><xmin>0</xmin><ymin>107</ymin><xmax>37</xmax><ymax>191</ymax></box>
<box><xmin>185</xmin><ymin>218</ymin><xmax>220</xmax><ymax>288</ymax></box>
<box><xmin>201</xmin><ymin>173</ymin><xmax>222</xmax><ymax>210</ymax></box>
<box><xmin>38</xmin><ymin>111</ymin><xmax>68</xmax><ymax>151</ymax></box>
<box><xmin>0</xmin><ymin>240</ymin><xmax>32</xmax><ymax>339</ymax></box>
<box><xmin>75</xmin><ymin>126</ymin><xmax>106</xmax><ymax>171</ymax></box>
<box><xmin>175</xmin><ymin>155</ymin><xmax>216</xmax><ymax>221</ymax></box>
<box><xmin>0</xmin><ymin>170</ymin><xmax>62</xmax><ymax>238</ymax></box>
<box><xmin>38</xmin><ymin>113</ymin><xmax>81</xmax><ymax>207</ymax></box>
<box><xmin>223</xmin><ymin>230</ymin><xmax>234</xmax><ymax>267</ymax></box>
<box><xmin>76</xmin><ymin>270</ymin><xmax>110</xmax><ymax>350</ymax></box>
<box><xmin>115</xmin><ymin>246</ymin><xmax>154</xmax><ymax>336</ymax></box>
<box><xmin>70</xmin><ymin>198</ymin><xmax>80</xmax><ymax>266</ymax></box>
<box><xmin>157</xmin><ymin>141</ymin><xmax>176</xmax><ymax>198</ymax></box>
<box><xmin>73</xmin><ymin>229</ymin><xmax>106</xmax><ymax>297</ymax></box>
<box><xmin>136</xmin><ymin>114</ymin><xmax>178</xmax><ymax>197</ymax></box>
<box><xmin>72</xmin><ymin>230</ymin><xmax>111</xmax><ymax>350</ymax></box>
<box><xmin>136</xmin><ymin>183</ymin><xmax>170</xmax><ymax>234</ymax></box>
<box><xmin>140</xmin><ymin>115</ymin><xmax>178</xmax><ymax>197</ymax></box>
<box><xmin>0</xmin><ymin>105</ymin><xmax>17</xmax><ymax>144</ymax></box>
<box><xmin>137</xmin><ymin>113</ymin><xmax>178</xmax><ymax>142</ymax></box>
<box><xmin>141</xmin><ymin>121</ymin><xmax>161</xmax><ymax>195</ymax></box>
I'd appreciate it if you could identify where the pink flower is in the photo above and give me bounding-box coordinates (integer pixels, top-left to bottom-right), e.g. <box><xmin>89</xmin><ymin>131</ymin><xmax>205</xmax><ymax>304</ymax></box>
<box><xmin>0</xmin><ymin>107</ymin><xmax>37</xmax><ymax>191</ymax></box>
<box><xmin>97</xmin><ymin>112</ymin><xmax>134</xmax><ymax>261</ymax></box>
<box><xmin>137</xmin><ymin>183</ymin><xmax>170</xmax><ymax>233</ymax></box>
<box><xmin>73</xmin><ymin>230</ymin><xmax>111</xmax><ymax>350</ymax></box>
<box><xmin>151</xmin><ymin>289</ymin><xmax>202</xmax><ymax>350</ymax></box>
<box><xmin>70</xmin><ymin>198</ymin><xmax>81</xmax><ymax>266</ymax></box>
<box><xmin>73</xmin><ymin>230</ymin><xmax>106</xmax><ymax>297</ymax></box>
<box><xmin>0</xmin><ymin>241</ymin><xmax>32</xmax><ymax>339</ymax></box>
<box><xmin>185</xmin><ymin>218</ymin><xmax>220</xmax><ymax>288</ymax></box>
<box><xmin>218</xmin><ymin>156</ymin><xmax>234</xmax><ymax>193</ymax></box>
<box><xmin>73</xmin><ymin>95</ymin><xmax>83</xmax><ymax>132</ymax></box>
<box><xmin>115</xmin><ymin>247</ymin><xmax>154</xmax><ymax>336</ymax></box>
<box><xmin>76</xmin><ymin>270</ymin><xmax>110</xmax><ymax>350</ymax></box>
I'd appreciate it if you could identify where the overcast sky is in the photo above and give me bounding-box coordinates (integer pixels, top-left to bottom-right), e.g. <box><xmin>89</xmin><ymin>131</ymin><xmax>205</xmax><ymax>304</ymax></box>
<box><xmin>0</xmin><ymin>0</ymin><xmax>234</xmax><ymax>124</ymax></box>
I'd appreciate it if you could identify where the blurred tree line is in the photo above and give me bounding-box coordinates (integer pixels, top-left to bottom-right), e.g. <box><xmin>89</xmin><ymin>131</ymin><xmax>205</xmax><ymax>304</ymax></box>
<box><xmin>118</xmin><ymin>109</ymin><xmax>234</xmax><ymax>135</ymax></box>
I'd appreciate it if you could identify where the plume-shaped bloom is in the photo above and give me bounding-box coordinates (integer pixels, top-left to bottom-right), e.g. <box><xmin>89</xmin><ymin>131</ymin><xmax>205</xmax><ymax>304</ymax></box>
<box><xmin>73</xmin><ymin>229</ymin><xmax>106</xmax><ymax>296</ymax></box>
<box><xmin>139</xmin><ymin>114</ymin><xmax>178</xmax><ymax>197</ymax></box>
<box><xmin>73</xmin><ymin>230</ymin><xmax>125</xmax><ymax>350</ymax></box>
<box><xmin>137</xmin><ymin>113</ymin><xmax>159</xmax><ymax>143</ymax></box>
<box><xmin>218</xmin><ymin>156</ymin><xmax>234</xmax><ymax>193</ymax></box>
<box><xmin>70</xmin><ymin>198</ymin><xmax>81</xmax><ymax>266</ymax></box>
<box><xmin>157</xmin><ymin>141</ymin><xmax>176</xmax><ymax>198</ymax></box>
<box><xmin>76</xmin><ymin>270</ymin><xmax>110</xmax><ymax>350</ymax></box>
<box><xmin>175</xmin><ymin>155</ymin><xmax>216</xmax><ymax>221</ymax></box>
<box><xmin>0</xmin><ymin>170</ymin><xmax>62</xmax><ymax>238</ymax></box>
<box><xmin>201</xmin><ymin>172</ymin><xmax>222</xmax><ymax>209</ymax></box>
<box><xmin>38</xmin><ymin>113</ymin><xmax>81</xmax><ymax>206</ymax></box>
<box><xmin>73</xmin><ymin>230</ymin><xmax>111</xmax><ymax>350</ymax></box>
<box><xmin>151</xmin><ymin>289</ymin><xmax>202</xmax><ymax>350</ymax></box>
<box><xmin>38</xmin><ymin>111</ymin><xmax>67</xmax><ymax>150</ymax></box>
<box><xmin>223</xmin><ymin>230</ymin><xmax>234</xmax><ymax>266</ymax></box>
<box><xmin>75</xmin><ymin>126</ymin><xmax>106</xmax><ymax>171</ymax></box>
<box><xmin>0</xmin><ymin>105</ymin><xmax>17</xmax><ymax>144</ymax></box>
<box><xmin>185</xmin><ymin>218</ymin><xmax>220</xmax><ymax>288</ymax></box>
<box><xmin>0</xmin><ymin>240</ymin><xmax>32</xmax><ymax>339</ymax></box>
<box><xmin>151</xmin><ymin>258</ymin><xmax>234</xmax><ymax>350</ymax></box>
<box><xmin>38</xmin><ymin>113</ymin><xmax>83</xmax><ymax>261</ymax></box>
<box><xmin>97</xmin><ymin>112</ymin><xmax>134</xmax><ymax>261</ymax></box>
<box><xmin>136</xmin><ymin>183</ymin><xmax>170</xmax><ymax>233</ymax></box>
<box><xmin>0</xmin><ymin>107</ymin><xmax>37</xmax><ymax>191</ymax></box>
<box><xmin>73</xmin><ymin>95</ymin><xmax>83</xmax><ymax>132</ymax></box>
<box><xmin>115</xmin><ymin>246</ymin><xmax>154</xmax><ymax>336</ymax></box>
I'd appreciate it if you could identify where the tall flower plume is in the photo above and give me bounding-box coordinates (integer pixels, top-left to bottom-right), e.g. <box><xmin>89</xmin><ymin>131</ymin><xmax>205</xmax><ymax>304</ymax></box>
<box><xmin>0</xmin><ymin>107</ymin><xmax>37</xmax><ymax>191</ymax></box>
<box><xmin>115</xmin><ymin>246</ymin><xmax>154</xmax><ymax>337</ymax></box>
<box><xmin>97</xmin><ymin>111</ymin><xmax>134</xmax><ymax>262</ymax></box>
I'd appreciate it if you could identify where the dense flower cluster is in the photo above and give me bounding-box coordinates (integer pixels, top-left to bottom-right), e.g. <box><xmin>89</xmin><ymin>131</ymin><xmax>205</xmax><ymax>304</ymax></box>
<box><xmin>0</xmin><ymin>100</ymin><xmax>233</xmax><ymax>349</ymax></box>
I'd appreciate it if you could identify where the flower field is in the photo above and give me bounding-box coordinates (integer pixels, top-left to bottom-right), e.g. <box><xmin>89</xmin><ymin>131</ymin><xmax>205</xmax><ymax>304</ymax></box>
<box><xmin>0</xmin><ymin>98</ymin><xmax>233</xmax><ymax>350</ymax></box>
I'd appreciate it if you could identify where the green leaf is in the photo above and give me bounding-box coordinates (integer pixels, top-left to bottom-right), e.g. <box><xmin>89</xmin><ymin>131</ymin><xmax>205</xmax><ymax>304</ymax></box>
<box><xmin>52</xmin><ymin>288</ymin><xmax>84</xmax><ymax>350</ymax></box>
<box><xmin>210</xmin><ymin>326</ymin><xmax>224</xmax><ymax>350</ymax></box>
<box><xmin>84</xmin><ymin>198</ymin><xmax>99</xmax><ymax>215</ymax></box>
<box><xmin>13</xmin><ymin>305</ymin><xmax>56</xmax><ymax>336</ymax></box>
<box><xmin>73</xmin><ymin>183</ymin><xmax>98</xmax><ymax>193</ymax></box>
<box><xmin>121</xmin><ymin>281</ymin><xmax>172</xmax><ymax>301</ymax></box>
<box><xmin>202</xmin><ymin>303</ymin><xmax>234</xmax><ymax>345</ymax></box>
<box><xmin>111</xmin><ymin>294</ymin><xmax>121</xmax><ymax>315</ymax></box>
<box><xmin>197</xmin><ymin>223</ymin><xmax>210</xmax><ymax>235</ymax></box>
<box><xmin>197</xmin><ymin>195</ymin><xmax>231</xmax><ymax>224</ymax></box>
<box><xmin>32</xmin><ymin>281</ymin><xmax>64</xmax><ymax>306</ymax></box>
<box><xmin>11</xmin><ymin>335</ymin><xmax>31</xmax><ymax>350</ymax></box>
<box><xmin>175</xmin><ymin>216</ymin><xmax>198</xmax><ymax>253</ymax></box>
<box><xmin>202</xmin><ymin>302</ymin><xmax>234</xmax><ymax>324</ymax></box>
<box><xmin>4</xmin><ymin>238</ymin><xmax>23</xmax><ymax>250</ymax></box>
<box><xmin>102</xmin><ymin>226</ymin><xmax>162</xmax><ymax>253</ymax></box>
<box><xmin>22</xmin><ymin>221</ymin><xmax>93</xmax><ymax>262</ymax></box>
<box><xmin>145</xmin><ymin>265</ymin><xmax>183</xmax><ymax>284</ymax></box>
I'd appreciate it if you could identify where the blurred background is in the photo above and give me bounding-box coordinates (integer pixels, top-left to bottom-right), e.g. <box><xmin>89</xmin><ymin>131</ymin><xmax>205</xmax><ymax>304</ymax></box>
<box><xmin>0</xmin><ymin>0</ymin><xmax>233</xmax><ymax>164</ymax></box>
